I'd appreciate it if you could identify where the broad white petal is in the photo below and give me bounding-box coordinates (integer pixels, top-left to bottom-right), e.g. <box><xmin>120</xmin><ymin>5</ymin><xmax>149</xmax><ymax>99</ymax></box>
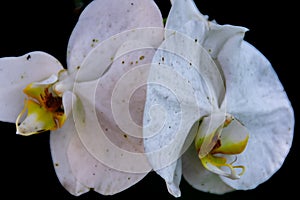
<box><xmin>67</xmin><ymin>0</ymin><xmax>163</xmax><ymax>72</ymax></box>
<box><xmin>0</xmin><ymin>51</ymin><xmax>63</xmax><ymax>123</ymax></box>
<box><xmin>67</xmin><ymin>132</ymin><xmax>147</xmax><ymax>195</ymax></box>
<box><xmin>218</xmin><ymin>36</ymin><xmax>294</xmax><ymax>190</ymax></box>
<box><xmin>182</xmin><ymin>143</ymin><xmax>234</xmax><ymax>194</ymax></box>
<box><xmin>143</xmin><ymin>30</ymin><xmax>224</xmax><ymax>170</ymax></box>
<box><xmin>50</xmin><ymin>116</ymin><xmax>89</xmax><ymax>196</ymax></box>
<box><xmin>72</xmin><ymin>38</ymin><xmax>162</xmax><ymax>174</ymax></box>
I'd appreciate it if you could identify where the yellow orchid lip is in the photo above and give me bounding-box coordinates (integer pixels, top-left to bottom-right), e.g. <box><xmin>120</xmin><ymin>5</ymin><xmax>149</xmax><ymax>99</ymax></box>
<box><xmin>16</xmin><ymin>75</ymin><xmax>66</xmax><ymax>136</ymax></box>
<box><xmin>195</xmin><ymin>113</ymin><xmax>249</xmax><ymax>179</ymax></box>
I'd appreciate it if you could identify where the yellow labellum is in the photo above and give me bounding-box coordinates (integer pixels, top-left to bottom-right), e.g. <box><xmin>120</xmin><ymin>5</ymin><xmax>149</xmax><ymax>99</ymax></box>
<box><xmin>195</xmin><ymin>113</ymin><xmax>249</xmax><ymax>179</ymax></box>
<box><xmin>16</xmin><ymin>79</ymin><xmax>66</xmax><ymax>136</ymax></box>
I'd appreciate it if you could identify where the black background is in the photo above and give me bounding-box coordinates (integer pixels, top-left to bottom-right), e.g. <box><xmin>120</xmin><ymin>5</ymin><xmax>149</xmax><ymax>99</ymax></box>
<box><xmin>0</xmin><ymin>0</ymin><xmax>298</xmax><ymax>199</ymax></box>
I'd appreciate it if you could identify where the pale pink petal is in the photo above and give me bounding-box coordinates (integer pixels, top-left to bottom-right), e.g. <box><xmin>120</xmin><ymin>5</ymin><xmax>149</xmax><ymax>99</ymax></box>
<box><xmin>67</xmin><ymin>133</ymin><xmax>147</xmax><ymax>195</ymax></box>
<box><xmin>67</xmin><ymin>0</ymin><xmax>163</xmax><ymax>72</ymax></box>
<box><xmin>50</xmin><ymin>117</ymin><xmax>89</xmax><ymax>196</ymax></box>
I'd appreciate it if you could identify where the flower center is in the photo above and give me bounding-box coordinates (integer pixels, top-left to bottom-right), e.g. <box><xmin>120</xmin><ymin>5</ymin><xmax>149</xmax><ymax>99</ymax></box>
<box><xmin>16</xmin><ymin>73</ymin><xmax>66</xmax><ymax>136</ymax></box>
<box><xmin>195</xmin><ymin>113</ymin><xmax>249</xmax><ymax>179</ymax></box>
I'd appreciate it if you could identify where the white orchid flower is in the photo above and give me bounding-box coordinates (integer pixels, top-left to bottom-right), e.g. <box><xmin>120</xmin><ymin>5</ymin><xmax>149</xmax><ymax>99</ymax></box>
<box><xmin>0</xmin><ymin>0</ymin><xmax>164</xmax><ymax>196</ymax></box>
<box><xmin>143</xmin><ymin>0</ymin><xmax>294</xmax><ymax>197</ymax></box>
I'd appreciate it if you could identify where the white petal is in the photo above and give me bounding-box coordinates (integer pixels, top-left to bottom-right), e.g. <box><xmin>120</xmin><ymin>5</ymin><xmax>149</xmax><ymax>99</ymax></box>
<box><xmin>164</xmin><ymin>159</ymin><xmax>182</xmax><ymax>197</ymax></box>
<box><xmin>166</xmin><ymin>0</ymin><xmax>205</xmax><ymax>34</ymax></box>
<box><xmin>73</xmin><ymin>27</ymin><xmax>164</xmax><ymax>82</ymax></box>
<box><xmin>67</xmin><ymin>0</ymin><xmax>163</xmax><ymax>72</ymax></box>
<box><xmin>143</xmin><ymin>30</ymin><xmax>224</xmax><ymax>169</ymax></box>
<box><xmin>0</xmin><ymin>51</ymin><xmax>63</xmax><ymax>123</ymax></box>
<box><xmin>143</xmin><ymin>29</ymin><xmax>227</xmax><ymax>197</ymax></box>
<box><xmin>218</xmin><ymin>36</ymin><xmax>294</xmax><ymax>190</ymax></box>
<box><xmin>182</xmin><ymin>143</ymin><xmax>234</xmax><ymax>194</ymax></box>
<box><xmin>202</xmin><ymin>23</ymin><xmax>248</xmax><ymax>59</ymax></box>
<box><xmin>166</xmin><ymin>0</ymin><xmax>248</xmax><ymax>59</ymax></box>
<box><xmin>50</xmin><ymin>116</ymin><xmax>89</xmax><ymax>196</ymax></box>
<box><xmin>72</xmin><ymin>34</ymin><xmax>166</xmax><ymax>174</ymax></box>
<box><xmin>67</xmin><ymin>133</ymin><xmax>147</xmax><ymax>195</ymax></box>
<box><xmin>70</xmin><ymin>24</ymin><xmax>164</xmax><ymax>180</ymax></box>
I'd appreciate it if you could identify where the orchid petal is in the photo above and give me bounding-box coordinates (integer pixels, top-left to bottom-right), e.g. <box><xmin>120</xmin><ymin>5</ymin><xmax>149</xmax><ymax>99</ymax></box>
<box><xmin>217</xmin><ymin>36</ymin><xmax>294</xmax><ymax>190</ymax></box>
<box><xmin>182</xmin><ymin>143</ymin><xmax>234</xmax><ymax>194</ymax></box>
<box><xmin>166</xmin><ymin>0</ymin><xmax>205</xmax><ymax>34</ymax></box>
<box><xmin>166</xmin><ymin>0</ymin><xmax>248</xmax><ymax>59</ymax></box>
<box><xmin>143</xmin><ymin>30</ymin><xmax>225</xmax><ymax>197</ymax></box>
<box><xmin>0</xmin><ymin>51</ymin><xmax>63</xmax><ymax>123</ymax></box>
<box><xmin>50</xmin><ymin>104</ymin><xmax>89</xmax><ymax>195</ymax></box>
<box><xmin>73</xmin><ymin>27</ymin><xmax>164</xmax><ymax>82</ymax></box>
<box><xmin>72</xmin><ymin>79</ymin><xmax>151</xmax><ymax>180</ymax></box>
<box><xmin>72</xmin><ymin>52</ymin><xmax>152</xmax><ymax>174</ymax></box>
<box><xmin>67</xmin><ymin>0</ymin><xmax>163</xmax><ymax>72</ymax></box>
<box><xmin>164</xmin><ymin>159</ymin><xmax>182</xmax><ymax>198</ymax></box>
<box><xmin>71</xmin><ymin>24</ymin><xmax>164</xmax><ymax>173</ymax></box>
<box><xmin>67</xmin><ymin>132</ymin><xmax>147</xmax><ymax>195</ymax></box>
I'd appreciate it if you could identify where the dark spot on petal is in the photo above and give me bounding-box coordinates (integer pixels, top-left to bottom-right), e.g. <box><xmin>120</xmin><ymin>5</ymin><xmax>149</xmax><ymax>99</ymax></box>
<box><xmin>26</xmin><ymin>55</ymin><xmax>31</xmax><ymax>60</ymax></box>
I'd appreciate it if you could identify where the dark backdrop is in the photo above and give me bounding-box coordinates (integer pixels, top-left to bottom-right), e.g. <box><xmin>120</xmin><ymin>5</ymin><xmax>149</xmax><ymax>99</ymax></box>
<box><xmin>0</xmin><ymin>0</ymin><xmax>298</xmax><ymax>199</ymax></box>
